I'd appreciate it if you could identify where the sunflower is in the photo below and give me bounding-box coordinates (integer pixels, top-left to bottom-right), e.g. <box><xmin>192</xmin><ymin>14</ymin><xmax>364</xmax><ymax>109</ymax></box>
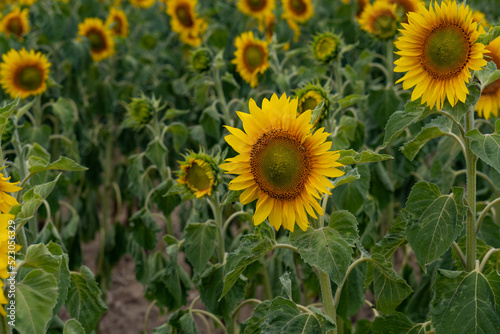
<box><xmin>0</xmin><ymin>169</ymin><xmax>21</xmax><ymax>213</ymax></box>
<box><xmin>394</xmin><ymin>1</ymin><xmax>487</xmax><ymax>110</ymax></box>
<box><xmin>232</xmin><ymin>31</ymin><xmax>269</xmax><ymax>88</ymax></box>
<box><xmin>0</xmin><ymin>8</ymin><xmax>30</xmax><ymax>40</ymax></box>
<box><xmin>471</xmin><ymin>10</ymin><xmax>490</xmax><ymax>35</ymax></box>
<box><xmin>380</xmin><ymin>0</ymin><xmax>423</xmax><ymax>23</ymax></box>
<box><xmin>355</xmin><ymin>0</ymin><xmax>369</xmax><ymax>18</ymax></box>
<box><xmin>0</xmin><ymin>48</ymin><xmax>51</xmax><ymax>99</ymax></box>
<box><xmin>475</xmin><ymin>37</ymin><xmax>500</xmax><ymax>120</ymax></box>
<box><xmin>129</xmin><ymin>0</ymin><xmax>156</xmax><ymax>8</ymax></box>
<box><xmin>296</xmin><ymin>83</ymin><xmax>330</xmax><ymax>125</ymax></box>
<box><xmin>238</xmin><ymin>0</ymin><xmax>275</xmax><ymax>25</ymax></box>
<box><xmin>312</xmin><ymin>32</ymin><xmax>340</xmax><ymax>63</ymax></box>
<box><xmin>265</xmin><ymin>13</ymin><xmax>276</xmax><ymax>41</ymax></box>
<box><xmin>221</xmin><ymin>94</ymin><xmax>344</xmax><ymax>232</ymax></box>
<box><xmin>106</xmin><ymin>7</ymin><xmax>129</xmax><ymax>37</ymax></box>
<box><xmin>177</xmin><ymin>151</ymin><xmax>219</xmax><ymax>198</ymax></box>
<box><xmin>281</xmin><ymin>0</ymin><xmax>313</xmax><ymax>41</ymax></box>
<box><xmin>18</xmin><ymin>0</ymin><xmax>37</xmax><ymax>5</ymax></box>
<box><xmin>167</xmin><ymin>0</ymin><xmax>207</xmax><ymax>47</ymax></box>
<box><xmin>358</xmin><ymin>1</ymin><xmax>399</xmax><ymax>40</ymax></box>
<box><xmin>78</xmin><ymin>18</ymin><xmax>115</xmax><ymax>62</ymax></box>
<box><xmin>0</xmin><ymin>213</ymin><xmax>21</xmax><ymax>317</ymax></box>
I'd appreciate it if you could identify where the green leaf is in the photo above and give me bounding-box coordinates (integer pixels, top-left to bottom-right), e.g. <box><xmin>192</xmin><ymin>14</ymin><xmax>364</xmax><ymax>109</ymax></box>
<box><xmin>179</xmin><ymin>312</ymin><xmax>200</xmax><ymax>334</ymax></box>
<box><xmin>372</xmin><ymin>312</ymin><xmax>426</xmax><ymax>334</ymax></box>
<box><xmin>476</xmin><ymin>58</ymin><xmax>500</xmax><ymax>90</ymax></box>
<box><xmin>371</xmin><ymin>253</ymin><xmax>413</xmax><ymax>313</ymax></box>
<box><xmin>279</xmin><ymin>272</ymin><xmax>293</xmax><ymax>300</ymax></box>
<box><xmin>52</xmin><ymin>97</ymin><xmax>77</xmax><ymax>134</ymax></box>
<box><xmin>479</xmin><ymin>26</ymin><xmax>500</xmax><ymax>45</ymax></box>
<box><xmin>221</xmin><ymin>189</ymin><xmax>243</xmax><ymax>205</ymax></box>
<box><xmin>310</xmin><ymin>100</ymin><xmax>325</xmax><ymax>125</ymax></box>
<box><xmin>130</xmin><ymin>208</ymin><xmax>161</xmax><ymax>250</ymax></box>
<box><xmin>328</xmin><ymin>210</ymin><xmax>359</xmax><ymax>246</ymax></box>
<box><xmin>66</xmin><ymin>266</ymin><xmax>108</xmax><ymax>333</ymax></box>
<box><xmin>145</xmin><ymin>139</ymin><xmax>168</xmax><ymax>170</ymax></box>
<box><xmin>63</xmin><ymin>319</ymin><xmax>86</xmax><ymax>334</ymax></box>
<box><xmin>465</xmin><ymin>119</ymin><xmax>500</xmax><ymax>174</ymax></box>
<box><xmin>405</xmin><ymin>182</ymin><xmax>466</xmax><ymax>266</ymax></box>
<box><xmin>337</xmin><ymin>149</ymin><xmax>393</xmax><ymax>165</ymax></box>
<box><xmin>184</xmin><ymin>222</ymin><xmax>218</xmax><ymax>272</ymax></box>
<box><xmin>0</xmin><ymin>96</ymin><xmax>19</xmax><ymax>141</ymax></box>
<box><xmin>167</xmin><ymin>122</ymin><xmax>188</xmax><ymax>152</ymax></box>
<box><xmin>221</xmin><ymin>224</ymin><xmax>274</xmax><ymax>299</ymax></box>
<box><xmin>331</xmin><ymin>166</ymin><xmax>360</xmax><ymax>187</ymax></box>
<box><xmin>29</xmin><ymin>156</ymin><xmax>87</xmax><ymax>174</ymax></box>
<box><xmin>337</xmin><ymin>94</ymin><xmax>366</xmax><ymax>109</ymax></box>
<box><xmin>337</xmin><ymin>262</ymin><xmax>367</xmax><ymax>319</ymax></box>
<box><xmin>430</xmin><ymin>269</ymin><xmax>500</xmax><ymax>333</ymax></box>
<box><xmin>442</xmin><ymin>84</ymin><xmax>481</xmax><ymax>123</ymax></box>
<box><xmin>290</xmin><ymin>226</ymin><xmax>352</xmax><ymax>285</ymax></box>
<box><xmin>332</xmin><ymin>164</ymin><xmax>370</xmax><ymax>214</ymax></box>
<box><xmin>401</xmin><ymin>116</ymin><xmax>452</xmax><ymax>161</ymax></box>
<box><xmin>382</xmin><ymin>100</ymin><xmax>432</xmax><ymax>148</ymax></box>
<box><xmin>368</xmin><ymin>86</ymin><xmax>401</xmax><ymax>128</ymax></box>
<box><xmin>16</xmin><ymin>269</ymin><xmax>58</xmax><ymax>334</ymax></box>
<box><xmin>20</xmin><ymin>243</ymin><xmax>60</xmax><ymax>273</ymax></box>
<box><xmin>372</xmin><ymin>210</ymin><xmax>408</xmax><ymax>259</ymax></box>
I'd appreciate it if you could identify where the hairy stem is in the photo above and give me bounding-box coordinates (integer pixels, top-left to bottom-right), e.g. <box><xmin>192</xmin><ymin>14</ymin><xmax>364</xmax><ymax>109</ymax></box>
<box><xmin>465</xmin><ymin>109</ymin><xmax>477</xmax><ymax>272</ymax></box>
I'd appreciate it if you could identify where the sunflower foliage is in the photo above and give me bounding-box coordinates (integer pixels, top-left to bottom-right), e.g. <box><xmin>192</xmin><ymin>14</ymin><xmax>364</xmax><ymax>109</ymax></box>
<box><xmin>0</xmin><ymin>0</ymin><xmax>499</xmax><ymax>333</ymax></box>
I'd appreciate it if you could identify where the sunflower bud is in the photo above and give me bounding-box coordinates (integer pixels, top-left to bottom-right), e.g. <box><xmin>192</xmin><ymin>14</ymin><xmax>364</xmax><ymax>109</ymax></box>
<box><xmin>190</xmin><ymin>48</ymin><xmax>212</xmax><ymax>73</ymax></box>
<box><xmin>296</xmin><ymin>84</ymin><xmax>330</xmax><ymax>126</ymax></box>
<box><xmin>312</xmin><ymin>32</ymin><xmax>340</xmax><ymax>63</ymax></box>
<box><xmin>1</xmin><ymin>119</ymin><xmax>13</xmax><ymax>144</ymax></box>
<box><xmin>176</xmin><ymin>150</ymin><xmax>222</xmax><ymax>199</ymax></box>
<box><xmin>129</xmin><ymin>98</ymin><xmax>153</xmax><ymax>127</ymax></box>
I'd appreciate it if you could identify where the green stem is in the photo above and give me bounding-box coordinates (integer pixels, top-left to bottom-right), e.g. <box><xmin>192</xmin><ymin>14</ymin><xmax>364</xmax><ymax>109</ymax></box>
<box><xmin>316</xmin><ymin>267</ymin><xmax>336</xmax><ymax>329</ymax></box>
<box><xmin>143</xmin><ymin>300</ymin><xmax>157</xmax><ymax>334</ymax></box>
<box><xmin>386</xmin><ymin>40</ymin><xmax>394</xmax><ymax>86</ymax></box>
<box><xmin>213</xmin><ymin>68</ymin><xmax>231</xmax><ymax>126</ymax></box>
<box><xmin>190</xmin><ymin>310</ymin><xmax>227</xmax><ymax>332</ymax></box>
<box><xmin>261</xmin><ymin>266</ymin><xmax>272</xmax><ymax>300</ymax></box>
<box><xmin>0</xmin><ymin>314</ymin><xmax>9</xmax><ymax>334</ymax></box>
<box><xmin>476</xmin><ymin>197</ymin><xmax>500</xmax><ymax>234</ymax></box>
<box><xmin>208</xmin><ymin>196</ymin><xmax>225</xmax><ymax>262</ymax></box>
<box><xmin>465</xmin><ymin>108</ymin><xmax>477</xmax><ymax>272</ymax></box>
<box><xmin>334</xmin><ymin>59</ymin><xmax>343</xmax><ymax>95</ymax></box>
<box><xmin>479</xmin><ymin>248</ymin><xmax>500</xmax><ymax>272</ymax></box>
<box><xmin>333</xmin><ymin>257</ymin><xmax>371</xmax><ymax>310</ymax></box>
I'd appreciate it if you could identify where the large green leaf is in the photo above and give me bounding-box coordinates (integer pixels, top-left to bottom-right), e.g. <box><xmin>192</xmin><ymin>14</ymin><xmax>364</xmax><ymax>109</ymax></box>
<box><xmin>51</xmin><ymin>97</ymin><xmax>77</xmax><ymax>134</ymax></box>
<box><xmin>430</xmin><ymin>269</ymin><xmax>500</xmax><ymax>334</ymax></box>
<box><xmin>476</xmin><ymin>61</ymin><xmax>500</xmax><ymax>91</ymax></box>
<box><xmin>402</xmin><ymin>116</ymin><xmax>452</xmax><ymax>161</ymax></box>
<box><xmin>221</xmin><ymin>223</ymin><xmax>274</xmax><ymax>299</ymax></box>
<box><xmin>0</xmin><ymin>96</ymin><xmax>19</xmax><ymax>141</ymax></box>
<box><xmin>337</xmin><ymin>262</ymin><xmax>367</xmax><ymax>319</ymax></box>
<box><xmin>184</xmin><ymin>222</ymin><xmax>218</xmax><ymax>272</ymax></box>
<box><xmin>129</xmin><ymin>208</ymin><xmax>161</xmax><ymax>250</ymax></box>
<box><xmin>16</xmin><ymin>269</ymin><xmax>58</xmax><ymax>334</ymax></box>
<box><xmin>372</xmin><ymin>312</ymin><xmax>426</xmax><ymax>333</ymax></box>
<box><xmin>290</xmin><ymin>226</ymin><xmax>352</xmax><ymax>285</ymax></box>
<box><xmin>328</xmin><ymin>210</ymin><xmax>359</xmax><ymax>246</ymax></box>
<box><xmin>382</xmin><ymin>100</ymin><xmax>431</xmax><ymax>148</ymax></box>
<box><xmin>331</xmin><ymin>166</ymin><xmax>360</xmax><ymax>187</ymax></box>
<box><xmin>372</xmin><ymin>210</ymin><xmax>408</xmax><ymax>259</ymax></box>
<box><xmin>29</xmin><ymin>156</ymin><xmax>87</xmax><ymax>174</ymax></box>
<box><xmin>145</xmin><ymin>139</ymin><xmax>168</xmax><ymax>170</ymax></box>
<box><xmin>405</xmin><ymin>182</ymin><xmax>466</xmax><ymax>265</ymax></box>
<box><xmin>66</xmin><ymin>266</ymin><xmax>108</xmax><ymax>333</ymax></box>
<box><xmin>337</xmin><ymin>150</ymin><xmax>393</xmax><ymax>165</ymax></box>
<box><xmin>371</xmin><ymin>254</ymin><xmax>413</xmax><ymax>313</ymax></box>
<box><xmin>332</xmin><ymin>164</ymin><xmax>370</xmax><ymax>214</ymax></box>
<box><xmin>63</xmin><ymin>319</ymin><xmax>86</xmax><ymax>334</ymax></box>
<box><xmin>466</xmin><ymin>119</ymin><xmax>500</xmax><ymax>174</ymax></box>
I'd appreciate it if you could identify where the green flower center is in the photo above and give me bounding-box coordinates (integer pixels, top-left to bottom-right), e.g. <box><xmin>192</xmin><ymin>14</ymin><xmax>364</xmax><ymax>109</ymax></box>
<box><xmin>17</xmin><ymin>66</ymin><xmax>43</xmax><ymax>91</ymax></box>
<box><xmin>247</xmin><ymin>0</ymin><xmax>266</xmax><ymax>10</ymax></box>
<box><xmin>300</xmin><ymin>96</ymin><xmax>320</xmax><ymax>112</ymax></box>
<box><xmin>291</xmin><ymin>0</ymin><xmax>306</xmax><ymax>14</ymax></box>
<box><xmin>373</xmin><ymin>12</ymin><xmax>397</xmax><ymax>40</ymax></box>
<box><xmin>7</xmin><ymin>18</ymin><xmax>22</xmax><ymax>36</ymax></box>
<box><xmin>187</xmin><ymin>162</ymin><xmax>211</xmax><ymax>191</ymax></box>
<box><xmin>130</xmin><ymin>100</ymin><xmax>153</xmax><ymax>125</ymax></box>
<box><xmin>192</xmin><ymin>50</ymin><xmax>211</xmax><ymax>72</ymax></box>
<box><xmin>423</xmin><ymin>25</ymin><xmax>470</xmax><ymax>79</ymax></box>
<box><xmin>176</xmin><ymin>5</ymin><xmax>194</xmax><ymax>27</ymax></box>
<box><xmin>244</xmin><ymin>45</ymin><xmax>265</xmax><ymax>70</ymax></box>
<box><xmin>87</xmin><ymin>30</ymin><xmax>105</xmax><ymax>51</ymax></box>
<box><xmin>315</xmin><ymin>37</ymin><xmax>336</xmax><ymax>60</ymax></box>
<box><xmin>251</xmin><ymin>130</ymin><xmax>310</xmax><ymax>200</ymax></box>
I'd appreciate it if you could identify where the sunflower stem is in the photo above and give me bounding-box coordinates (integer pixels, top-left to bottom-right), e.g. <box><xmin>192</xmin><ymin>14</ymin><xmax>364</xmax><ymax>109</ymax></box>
<box><xmin>213</xmin><ymin>67</ymin><xmax>232</xmax><ymax>127</ymax></box>
<box><xmin>386</xmin><ymin>40</ymin><xmax>394</xmax><ymax>86</ymax></box>
<box><xmin>465</xmin><ymin>108</ymin><xmax>477</xmax><ymax>272</ymax></box>
<box><xmin>316</xmin><ymin>267</ymin><xmax>336</xmax><ymax>332</ymax></box>
<box><xmin>333</xmin><ymin>58</ymin><xmax>343</xmax><ymax>96</ymax></box>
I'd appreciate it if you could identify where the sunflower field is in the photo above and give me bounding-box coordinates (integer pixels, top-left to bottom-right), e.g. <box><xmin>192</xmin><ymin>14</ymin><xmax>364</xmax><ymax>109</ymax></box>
<box><xmin>1</xmin><ymin>0</ymin><xmax>500</xmax><ymax>333</ymax></box>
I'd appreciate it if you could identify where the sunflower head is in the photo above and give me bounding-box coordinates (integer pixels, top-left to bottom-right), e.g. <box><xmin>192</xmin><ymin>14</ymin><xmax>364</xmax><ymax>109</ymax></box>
<box><xmin>475</xmin><ymin>37</ymin><xmax>500</xmax><ymax>120</ymax></box>
<box><xmin>190</xmin><ymin>48</ymin><xmax>212</xmax><ymax>72</ymax></box>
<box><xmin>358</xmin><ymin>1</ymin><xmax>399</xmax><ymax>40</ymax></box>
<box><xmin>167</xmin><ymin>0</ymin><xmax>207</xmax><ymax>47</ymax></box>
<box><xmin>282</xmin><ymin>0</ymin><xmax>313</xmax><ymax>23</ymax></box>
<box><xmin>0</xmin><ymin>48</ymin><xmax>51</xmax><ymax>99</ymax></box>
<box><xmin>232</xmin><ymin>31</ymin><xmax>270</xmax><ymax>88</ymax></box>
<box><xmin>0</xmin><ymin>8</ymin><xmax>30</xmax><ymax>40</ymax></box>
<box><xmin>129</xmin><ymin>97</ymin><xmax>154</xmax><ymax>127</ymax></box>
<box><xmin>129</xmin><ymin>0</ymin><xmax>156</xmax><ymax>8</ymax></box>
<box><xmin>394</xmin><ymin>1</ymin><xmax>487</xmax><ymax>110</ymax></box>
<box><xmin>106</xmin><ymin>7</ymin><xmax>129</xmax><ymax>37</ymax></box>
<box><xmin>471</xmin><ymin>10</ymin><xmax>490</xmax><ymax>35</ymax></box>
<box><xmin>220</xmin><ymin>94</ymin><xmax>344</xmax><ymax>232</ymax></box>
<box><xmin>78</xmin><ymin>18</ymin><xmax>116</xmax><ymax>62</ymax></box>
<box><xmin>177</xmin><ymin>150</ymin><xmax>221</xmax><ymax>199</ymax></box>
<box><xmin>380</xmin><ymin>0</ymin><xmax>424</xmax><ymax>22</ymax></box>
<box><xmin>355</xmin><ymin>0</ymin><xmax>370</xmax><ymax>18</ymax></box>
<box><xmin>312</xmin><ymin>32</ymin><xmax>340</xmax><ymax>63</ymax></box>
<box><xmin>0</xmin><ymin>168</ymin><xmax>21</xmax><ymax>214</ymax></box>
<box><xmin>295</xmin><ymin>83</ymin><xmax>330</xmax><ymax>126</ymax></box>
<box><xmin>237</xmin><ymin>0</ymin><xmax>275</xmax><ymax>22</ymax></box>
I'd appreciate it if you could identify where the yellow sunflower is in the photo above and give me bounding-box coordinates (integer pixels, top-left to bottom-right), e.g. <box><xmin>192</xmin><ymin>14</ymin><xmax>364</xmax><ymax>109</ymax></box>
<box><xmin>78</xmin><ymin>18</ymin><xmax>115</xmax><ymax>62</ymax></box>
<box><xmin>18</xmin><ymin>0</ymin><xmax>37</xmax><ymax>5</ymax></box>
<box><xmin>0</xmin><ymin>48</ymin><xmax>51</xmax><ymax>100</ymax></box>
<box><xmin>0</xmin><ymin>169</ymin><xmax>21</xmax><ymax>213</ymax></box>
<box><xmin>355</xmin><ymin>0</ymin><xmax>369</xmax><ymax>18</ymax></box>
<box><xmin>282</xmin><ymin>0</ymin><xmax>313</xmax><ymax>23</ymax></box>
<box><xmin>238</xmin><ymin>0</ymin><xmax>275</xmax><ymax>24</ymax></box>
<box><xmin>394</xmin><ymin>1</ymin><xmax>487</xmax><ymax>110</ymax></box>
<box><xmin>358</xmin><ymin>1</ymin><xmax>399</xmax><ymax>40</ymax></box>
<box><xmin>296</xmin><ymin>83</ymin><xmax>330</xmax><ymax>125</ymax></box>
<box><xmin>475</xmin><ymin>37</ymin><xmax>500</xmax><ymax>120</ymax></box>
<box><xmin>166</xmin><ymin>0</ymin><xmax>207</xmax><ymax>47</ymax></box>
<box><xmin>106</xmin><ymin>7</ymin><xmax>129</xmax><ymax>37</ymax></box>
<box><xmin>471</xmin><ymin>10</ymin><xmax>490</xmax><ymax>35</ymax></box>
<box><xmin>380</xmin><ymin>0</ymin><xmax>423</xmax><ymax>22</ymax></box>
<box><xmin>221</xmin><ymin>94</ymin><xmax>344</xmax><ymax>232</ymax></box>
<box><xmin>0</xmin><ymin>213</ymin><xmax>21</xmax><ymax>317</ymax></box>
<box><xmin>232</xmin><ymin>31</ymin><xmax>269</xmax><ymax>88</ymax></box>
<box><xmin>129</xmin><ymin>0</ymin><xmax>156</xmax><ymax>8</ymax></box>
<box><xmin>0</xmin><ymin>8</ymin><xmax>30</xmax><ymax>40</ymax></box>
<box><xmin>177</xmin><ymin>156</ymin><xmax>216</xmax><ymax>198</ymax></box>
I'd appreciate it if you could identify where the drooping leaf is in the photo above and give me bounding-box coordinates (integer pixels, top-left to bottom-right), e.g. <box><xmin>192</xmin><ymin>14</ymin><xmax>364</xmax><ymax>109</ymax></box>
<box><xmin>337</xmin><ymin>261</ymin><xmax>367</xmax><ymax>319</ymax></box>
<box><xmin>337</xmin><ymin>149</ymin><xmax>393</xmax><ymax>165</ymax></box>
<box><xmin>476</xmin><ymin>61</ymin><xmax>500</xmax><ymax>91</ymax></box>
<box><xmin>430</xmin><ymin>269</ymin><xmax>500</xmax><ymax>334</ymax></box>
<box><xmin>402</xmin><ymin>116</ymin><xmax>452</xmax><ymax>161</ymax></box>
<box><xmin>184</xmin><ymin>222</ymin><xmax>218</xmax><ymax>272</ymax></box>
<box><xmin>328</xmin><ymin>210</ymin><xmax>359</xmax><ymax>246</ymax></box>
<box><xmin>129</xmin><ymin>208</ymin><xmax>161</xmax><ymax>250</ymax></box>
<box><xmin>331</xmin><ymin>166</ymin><xmax>360</xmax><ymax>187</ymax></box>
<box><xmin>29</xmin><ymin>156</ymin><xmax>87</xmax><ymax>174</ymax></box>
<box><xmin>63</xmin><ymin>319</ymin><xmax>86</xmax><ymax>334</ymax></box>
<box><xmin>145</xmin><ymin>139</ymin><xmax>168</xmax><ymax>170</ymax></box>
<box><xmin>372</xmin><ymin>312</ymin><xmax>426</xmax><ymax>334</ymax></box>
<box><xmin>372</xmin><ymin>210</ymin><xmax>408</xmax><ymax>259</ymax></box>
<box><xmin>466</xmin><ymin>119</ymin><xmax>500</xmax><ymax>174</ymax></box>
<box><xmin>332</xmin><ymin>164</ymin><xmax>370</xmax><ymax>214</ymax></box>
<box><xmin>405</xmin><ymin>182</ymin><xmax>466</xmax><ymax>266</ymax></box>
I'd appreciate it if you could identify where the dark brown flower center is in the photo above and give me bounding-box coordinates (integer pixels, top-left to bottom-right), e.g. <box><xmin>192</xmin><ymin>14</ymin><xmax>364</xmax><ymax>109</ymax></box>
<box><xmin>250</xmin><ymin>129</ymin><xmax>310</xmax><ymax>200</ymax></box>
<box><xmin>290</xmin><ymin>0</ymin><xmax>306</xmax><ymax>14</ymax></box>
<box><xmin>246</xmin><ymin>0</ymin><xmax>267</xmax><ymax>11</ymax></box>
<box><xmin>176</xmin><ymin>4</ymin><xmax>194</xmax><ymax>27</ymax></box>
<box><xmin>7</xmin><ymin>17</ymin><xmax>23</xmax><ymax>37</ymax></box>
<box><xmin>87</xmin><ymin>29</ymin><xmax>107</xmax><ymax>52</ymax></box>
<box><xmin>17</xmin><ymin>66</ymin><xmax>43</xmax><ymax>91</ymax></box>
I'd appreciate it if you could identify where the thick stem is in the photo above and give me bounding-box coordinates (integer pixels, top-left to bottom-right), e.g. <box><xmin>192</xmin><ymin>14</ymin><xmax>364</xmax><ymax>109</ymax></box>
<box><xmin>213</xmin><ymin>68</ymin><xmax>232</xmax><ymax>126</ymax></box>
<box><xmin>465</xmin><ymin>109</ymin><xmax>477</xmax><ymax>272</ymax></box>
<box><xmin>334</xmin><ymin>59</ymin><xmax>343</xmax><ymax>96</ymax></box>
<box><xmin>316</xmin><ymin>268</ymin><xmax>336</xmax><ymax>328</ymax></box>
